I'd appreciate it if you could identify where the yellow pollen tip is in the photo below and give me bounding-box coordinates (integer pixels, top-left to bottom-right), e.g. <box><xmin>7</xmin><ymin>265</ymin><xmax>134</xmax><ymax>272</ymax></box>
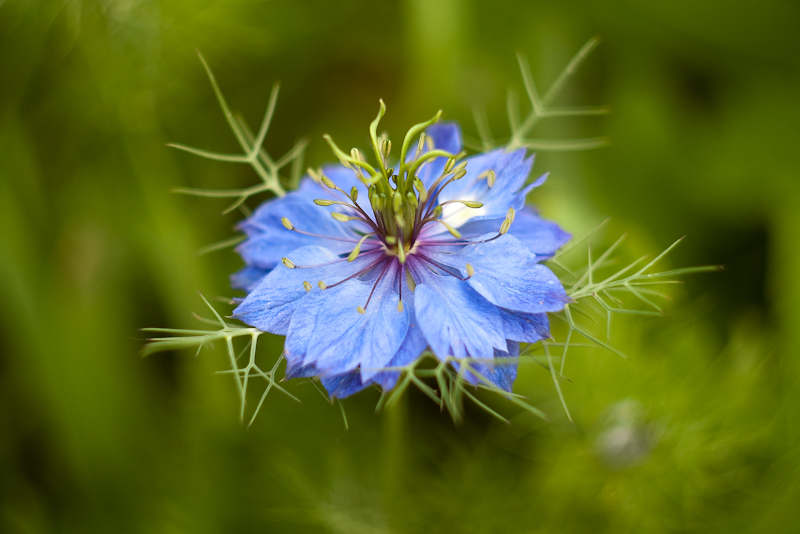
<box><xmin>357</xmin><ymin>306</ymin><xmax>366</xmax><ymax>315</ymax></box>
<box><xmin>281</xmin><ymin>217</ymin><xmax>294</xmax><ymax>230</ymax></box>
<box><xmin>506</xmin><ymin>207</ymin><xmax>516</xmax><ymax>223</ymax></box>
<box><xmin>303</xmin><ymin>281</ymin><xmax>312</xmax><ymax>292</ymax></box>
<box><xmin>466</xmin><ymin>263</ymin><xmax>475</xmax><ymax>278</ymax></box>
<box><xmin>281</xmin><ymin>257</ymin><xmax>295</xmax><ymax>269</ymax></box>
<box><xmin>321</xmin><ymin>175</ymin><xmax>336</xmax><ymax>189</ymax></box>
<box><xmin>314</xmin><ymin>199</ymin><xmax>333</xmax><ymax>206</ymax></box>
<box><xmin>318</xmin><ymin>281</ymin><xmax>327</xmax><ymax>290</ymax></box>
<box><xmin>397</xmin><ymin>300</ymin><xmax>404</xmax><ymax>312</ymax></box>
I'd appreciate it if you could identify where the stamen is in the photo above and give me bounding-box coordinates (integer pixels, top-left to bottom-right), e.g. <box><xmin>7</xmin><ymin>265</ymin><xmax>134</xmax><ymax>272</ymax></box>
<box><xmin>289</xmin><ymin>247</ymin><xmax>381</xmax><ymax>269</ymax></box>
<box><xmin>323</xmin><ymin>256</ymin><xmax>385</xmax><ymax>290</ymax></box>
<box><xmin>429</xmin><ymin>219</ymin><xmax>461</xmax><ymax>238</ymax></box>
<box><xmin>451</xmin><ymin>161</ymin><xmax>467</xmax><ymax>176</ymax></box>
<box><xmin>303</xmin><ymin>281</ymin><xmax>312</xmax><ymax>292</ymax></box>
<box><xmin>499</xmin><ymin>207</ymin><xmax>515</xmax><ymax>234</ymax></box>
<box><xmin>415</xmin><ymin>253</ymin><xmax>470</xmax><ymax>281</ymax></box>
<box><xmin>323</xmin><ymin>134</ymin><xmax>377</xmax><ymax>175</ymax></box>
<box><xmin>381</xmin><ymin>139</ymin><xmax>392</xmax><ymax>162</ymax></box>
<box><xmin>283</xmin><ymin>222</ymin><xmax>362</xmax><ymax>244</ymax></box>
<box><xmin>397</xmin><ymin>237</ymin><xmax>407</xmax><ymax>263</ymax></box>
<box><xmin>414</xmin><ymin>178</ymin><xmax>427</xmax><ymax>203</ymax></box>
<box><xmin>420</xmin><ymin>209</ymin><xmax>515</xmax><ymax>247</ymax></box>
<box><xmin>438</xmin><ymin>199</ymin><xmax>483</xmax><ymax>209</ymax></box>
<box><xmin>282</xmin><ymin>257</ymin><xmax>296</xmax><ymax>268</ymax></box>
<box><xmin>307</xmin><ymin>167</ymin><xmax>323</xmax><ymax>183</ymax></box>
<box><xmin>318</xmin><ymin>281</ymin><xmax>327</xmax><ymax>290</ymax></box>
<box><xmin>361</xmin><ymin>259</ymin><xmax>392</xmax><ymax>311</ymax></box>
<box><xmin>405</xmin><ymin>268</ymin><xmax>416</xmax><ymax>292</ymax></box>
<box><xmin>350</xmin><ymin>186</ymin><xmax>358</xmax><ymax>201</ymax></box>
<box><xmin>331</xmin><ymin>212</ymin><xmax>363</xmax><ymax>223</ymax></box>
<box><xmin>347</xmin><ymin>233</ymin><xmax>376</xmax><ymax>262</ymax></box>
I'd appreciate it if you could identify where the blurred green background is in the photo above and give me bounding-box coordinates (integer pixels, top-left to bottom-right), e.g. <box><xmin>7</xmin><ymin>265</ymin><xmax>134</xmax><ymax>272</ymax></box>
<box><xmin>2</xmin><ymin>0</ymin><xmax>799</xmax><ymax>532</ymax></box>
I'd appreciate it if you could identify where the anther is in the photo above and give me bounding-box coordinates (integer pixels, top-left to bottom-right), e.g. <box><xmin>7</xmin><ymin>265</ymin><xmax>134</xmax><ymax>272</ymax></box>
<box><xmin>417</xmin><ymin>133</ymin><xmax>426</xmax><ymax>153</ymax></box>
<box><xmin>445</xmin><ymin>200</ymin><xmax>483</xmax><ymax>208</ymax></box>
<box><xmin>414</xmin><ymin>179</ymin><xmax>428</xmax><ymax>203</ymax></box>
<box><xmin>318</xmin><ymin>281</ymin><xmax>327</xmax><ymax>290</ymax></box>
<box><xmin>321</xmin><ymin>174</ymin><xmax>336</xmax><ymax>189</ymax></box>
<box><xmin>307</xmin><ymin>167</ymin><xmax>322</xmax><ymax>182</ymax></box>
<box><xmin>466</xmin><ymin>263</ymin><xmax>475</xmax><ymax>278</ymax></box>
<box><xmin>281</xmin><ymin>217</ymin><xmax>294</xmax><ymax>230</ymax></box>
<box><xmin>405</xmin><ymin>270</ymin><xmax>417</xmax><ymax>292</ymax></box>
<box><xmin>397</xmin><ymin>300</ymin><xmax>404</xmax><ymax>312</ymax></box>
<box><xmin>385</xmin><ymin>235</ymin><xmax>397</xmax><ymax>245</ymax></box>
<box><xmin>331</xmin><ymin>212</ymin><xmax>359</xmax><ymax>222</ymax></box>
<box><xmin>314</xmin><ymin>199</ymin><xmax>334</xmax><ymax>206</ymax></box>
<box><xmin>393</xmin><ymin>192</ymin><xmax>402</xmax><ymax>213</ymax></box>
<box><xmin>443</xmin><ymin>157</ymin><xmax>455</xmax><ymax>174</ymax></box>
<box><xmin>350</xmin><ymin>148</ymin><xmax>365</xmax><ymax>162</ymax></box>
<box><xmin>453</xmin><ymin>168</ymin><xmax>467</xmax><ymax>180</ymax></box>
<box><xmin>452</xmin><ymin>161</ymin><xmax>467</xmax><ymax>175</ymax></box>
<box><xmin>282</xmin><ymin>257</ymin><xmax>296</xmax><ymax>269</ymax></box>
<box><xmin>487</xmin><ymin>170</ymin><xmax>496</xmax><ymax>187</ymax></box>
<box><xmin>381</xmin><ymin>139</ymin><xmax>392</xmax><ymax>160</ymax></box>
<box><xmin>506</xmin><ymin>207</ymin><xmax>516</xmax><ymax>223</ymax></box>
<box><xmin>303</xmin><ymin>281</ymin><xmax>312</xmax><ymax>292</ymax></box>
<box><xmin>437</xmin><ymin>219</ymin><xmax>462</xmax><ymax>238</ymax></box>
<box><xmin>357</xmin><ymin>306</ymin><xmax>366</xmax><ymax>315</ymax></box>
<box><xmin>347</xmin><ymin>233</ymin><xmax>373</xmax><ymax>262</ymax></box>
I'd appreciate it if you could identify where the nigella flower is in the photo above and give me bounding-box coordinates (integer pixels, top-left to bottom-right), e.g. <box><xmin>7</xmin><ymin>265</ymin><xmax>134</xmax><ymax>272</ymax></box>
<box><xmin>231</xmin><ymin>104</ymin><xmax>571</xmax><ymax>398</ymax></box>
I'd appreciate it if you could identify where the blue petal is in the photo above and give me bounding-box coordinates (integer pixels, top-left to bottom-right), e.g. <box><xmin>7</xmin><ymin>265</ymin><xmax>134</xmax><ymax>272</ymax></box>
<box><xmin>321</xmin><ymin>371</ymin><xmax>370</xmax><ymax>398</ymax></box>
<box><xmin>500</xmin><ymin>309</ymin><xmax>550</xmax><ymax>343</ymax></box>
<box><xmin>371</xmin><ymin>273</ymin><xmax>428</xmax><ymax>389</ymax></box>
<box><xmin>284</xmin><ymin>359</ymin><xmax>317</xmax><ymax>379</ymax></box>
<box><xmin>412</xmin><ymin>265</ymin><xmax>507</xmax><ymax>360</ymax></box>
<box><xmin>430</xmin><ymin>233</ymin><xmax>568</xmax><ymax>314</ymax></box>
<box><xmin>285</xmin><ymin>262</ymin><xmax>410</xmax><ymax>380</ymax></box>
<box><xmin>426</xmin><ymin>122</ymin><xmax>462</xmax><ymax>155</ymax></box>
<box><xmin>436</xmin><ymin>149</ymin><xmax>536</xmax><ymax>229</ymax></box>
<box><xmin>437</xmin><ymin>206</ymin><xmax>569</xmax><ymax>260</ymax></box>
<box><xmin>232</xmin><ymin>245</ymin><xmax>378</xmax><ymax>336</ymax></box>
<box><xmin>458</xmin><ymin>341</ymin><xmax>520</xmax><ymax>392</ymax></box>
<box><xmin>371</xmin><ymin>325</ymin><xmax>428</xmax><ymax>390</ymax></box>
<box><xmin>237</xmin><ymin>193</ymin><xmax>355</xmax><ymax>269</ymax></box>
<box><xmin>230</xmin><ymin>265</ymin><xmax>271</xmax><ymax>293</ymax></box>
<box><xmin>508</xmin><ymin>208</ymin><xmax>571</xmax><ymax>258</ymax></box>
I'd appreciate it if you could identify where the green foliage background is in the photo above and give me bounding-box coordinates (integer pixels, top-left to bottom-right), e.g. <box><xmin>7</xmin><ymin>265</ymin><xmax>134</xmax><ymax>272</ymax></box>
<box><xmin>1</xmin><ymin>0</ymin><xmax>799</xmax><ymax>532</ymax></box>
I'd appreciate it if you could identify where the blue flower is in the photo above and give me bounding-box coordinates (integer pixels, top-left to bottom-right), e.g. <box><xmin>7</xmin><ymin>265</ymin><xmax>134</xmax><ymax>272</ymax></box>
<box><xmin>231</xmin><ymin>112</ymin><xmax>570</xmax><ymax>398</ymax></box>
